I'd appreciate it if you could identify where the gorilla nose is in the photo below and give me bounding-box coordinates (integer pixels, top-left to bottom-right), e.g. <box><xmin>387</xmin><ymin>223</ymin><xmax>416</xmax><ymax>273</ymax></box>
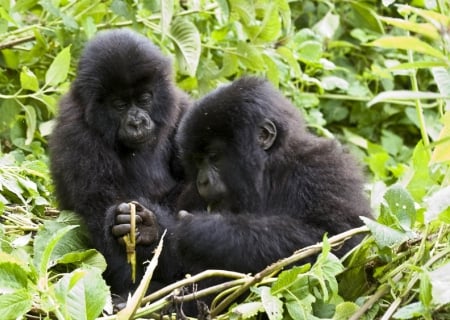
<box><xmin>127</xmin><ymin>116</ymin><xmax>147</xmax><ymax>129</ymax></box>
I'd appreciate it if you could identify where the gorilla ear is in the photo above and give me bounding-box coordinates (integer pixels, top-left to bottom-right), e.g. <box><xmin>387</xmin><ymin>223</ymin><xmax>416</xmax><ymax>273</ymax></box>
<box><xmin>258</xmin><ymin>119</ymin><xmax>277</xmax><ymax>150</ymax></box>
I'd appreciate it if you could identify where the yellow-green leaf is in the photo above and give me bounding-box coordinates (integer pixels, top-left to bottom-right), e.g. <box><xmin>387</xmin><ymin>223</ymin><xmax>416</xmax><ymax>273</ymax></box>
<box><xmin>367</xmin><ymin>36</ymin><xmax>446</xmax><ymax>60</ymax></box>
<box><xmin>45</xmin><ymin>46</ymin><xmax>71</xmax><ymax>87</ymax></box>
<box><xmin>20</xmin><ymin>67</ymin><xmax>39</xmax><ymax>92</ymax></box>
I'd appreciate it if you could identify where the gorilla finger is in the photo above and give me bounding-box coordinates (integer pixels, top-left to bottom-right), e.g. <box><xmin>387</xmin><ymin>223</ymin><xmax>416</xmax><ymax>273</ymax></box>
<box><xmin>115</xmin><ymin>214</ymin><xmax>143</xmax><ymax>224</ymax></box>
<box><xmin>178</xmin><ymin>210</ymin><xmax>193</xmax><ymax>220</ymax></box>
<box><xmin>112</xmin><ymin>224</ymin><xmax>131</xmax><ymax>237</ymax></box>
<box><xmin>137</xmin><ymin>210</ymin><xmax>156</xmax><ymax>225</ymax></box>
<box><xmin>116</xmin><ymin>202</ymin><xmax>130</xmax><ymax>214</ymax></box>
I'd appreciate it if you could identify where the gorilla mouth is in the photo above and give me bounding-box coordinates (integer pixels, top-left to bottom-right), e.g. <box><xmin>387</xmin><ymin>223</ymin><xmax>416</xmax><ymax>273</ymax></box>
<box><xmin>120</xmin><ymin>130</ymin><xmax>154</xmax><ymax>148</ymax></box>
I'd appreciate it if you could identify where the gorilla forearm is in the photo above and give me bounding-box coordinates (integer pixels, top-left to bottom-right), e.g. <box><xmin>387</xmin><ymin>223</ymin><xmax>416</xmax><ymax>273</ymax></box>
<box><xmin>175</xmin><ymin>213</ymin><xmax>322</xmax><ymax>273</ymax></box>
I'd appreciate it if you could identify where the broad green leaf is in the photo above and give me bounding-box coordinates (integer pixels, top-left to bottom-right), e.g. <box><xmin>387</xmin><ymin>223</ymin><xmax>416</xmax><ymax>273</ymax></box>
<box><xmin>24</xmin><ymin>105</ymin><xmax>36</xmax><ymax>145</ymax></box>
<box><xmin>276</xmin><ymin>46</ymin><xmax>301</xmax><ymax>78</ymax></box>
<box><xmin>334</xmin><ymin>302</ymin><xmax>360</xmax><ymax>320</ymax></box>
<box><xmin>45</xmin><ymin>46</ymin><xmax>71</xmax><ymax>87</ymax></box>
<box><xmin>276</xmin><ymin>0</ymin><xmax>291</xmax><ymax>33</ymax></box>
<box><xmin>218</xmin><ymin>52</ymin><xmax>238</xmax><ymax>78</ymax></box>
<box><xmin>298</xmin><ymin>40</ymin><xmax>322</xmax><ymax>62</ymax></box>
<box><xmin>111</xmin><ymin>0</ymin><xmax>132</xmax><ymax>19</ymax></box>
<box><xmin>35</xmin><ymin>225</ymin><xmax>77</xmax><ymax>274</ymax></box>
<box><xmin>160</xmin><ymin>0</ymin><xmax>174</xmax><ymax>37</ymax></box>
<box><xmin>55</xmin><ymin>268</ymin><xmax>109</xmax><ymax>320</ymax></box>
<box><xmin>0</xmin><ymin>252</ymin><xmax>29</xmax><ymax>291</ymax></box>
<box><xmin>431</xmin><ymin>67</ymin><xmax>450</xmax><ymax>110</ymax></box>
<box><xmin>321</xmin><ymin>76</ymin><xmax>349</xmax><ymax>91</ymax></box>
<box><xmin>420</xmin><ymin>272</ymin><xmax>432</xmax><ymax>309</ymax></box>
<box><xmin>236</xmin><ymin>41</ymin><xmax>265</xmax><ymax>71</ymax></box>
<box><xmin>350</xmin><ymin>2</ymin><xmax>383</xmax><ymax>33</ymax></box>
<box><xmin>368</xmin><ymin>90</ymin><xmax>448</xmax><ymax>107</ymax></box>
<box><xmin>361</xmin><ymin>216</ymin><xmax>410</xmax><ymax>248</ymax></box>
<box><xmin>20</xmin><ymin>67</ymin><xmax>39</xmax><ymax>92</ymax></box>
<box><xmin>397</xmin><ymin>4</ymin><xmax>449</xmax><ymax>27</ymax></box>
<box><xmin>231</xmin><ymin>302</ymin><xmax>264</xmax><ymax>319</ymax></box>
<box><xmin>271</xmin><ymin>265</ymin><xmax>310</xmax><ymax>294</ymax></box>
<box><xmin>384</xmin><ymin>186</ymin><xmax>416</xmax><ymax>229</ymax></box>
<box><xmin>379</xmin><ymin>17</ymin><xmax>439</xmax><ymax>39</ymax></box>
<box><xmin>424</xmin><ymin>186</ymin><xmax>450</xmax><ymax>223</ymax></box>
<box><xmin>255</xmin><ymin>3</ymin><xmax>281</xmax><ymax>42</ymax></box>
<box><xmin>34</xmin><ymin>219</ymin><xmax>90</xmax><ymax>270</ymax></box>
<box><xmin>57</xmin><ymin>249</ymin><xmax>107</xmax><ymax>272</ymax></box>
<box><xmin>392</xmin><ymin>302</ymin><xmax>426</xmax><ymax>319</ymax></box>
<box><xmin>170</xmin><ymin>17</ymin><xmax>201</xmax><ymax>76</ymax></box>
<box><xmin>39</xmin><ymin>119</ymin><xmax>55</xmax><ymax>137</ymax></box>
<box><xmin>389</xmin><ymin>61</ymin><xmax>447</xmax><ymax>70</ymax></box>
<box><xmin>0</xmin><ymin>289</ymin><xmax>32</xmax><ymax>320</ymax></box>
<box><xmin>367</xmin><ymin>36</ymin><xmax>446</xmax><ymax>60</ymax></box>
<box><xmin>262</xmin><ymin>54</ymin><xmax>279</xmax><ymax>87</ymax></box>
<box><xmin>431</xmin><ymin>112</ymin><xmax>450</xmax><ymax>163</ymax></box>
<box><xmin>260</xmin><ymin>286</ymin><xmax>283</xmax><ymax>320</ymax></box>
<box><xmin>313</xmin><ymin>11</ymin><xmax>339</xmax><ymax>39</ymax></box>
<box><xmin>429</xmin><ymin>262</ymin><xmax>450</xmax><ymax>305</ymax></box>
<box><xmin>407</xmin><ymin>142</ymin><xmax>433</xmax><ymax>201</ymax></box>
<box><xmin>286</xmin><ymin>296</ymin><xmax>316</xmax><ymax>319</ymax></box>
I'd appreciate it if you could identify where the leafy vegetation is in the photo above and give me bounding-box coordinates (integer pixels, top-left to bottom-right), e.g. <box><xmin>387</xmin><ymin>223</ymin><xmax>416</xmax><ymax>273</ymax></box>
<box><xmin>1</xmin><ymin>0</ymin><xmax>449</xmax><ymax>319</ymax></box>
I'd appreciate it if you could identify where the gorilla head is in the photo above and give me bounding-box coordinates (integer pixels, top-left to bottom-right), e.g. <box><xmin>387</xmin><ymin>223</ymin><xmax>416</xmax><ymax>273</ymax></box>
<box><xmin>71</xmin><ymin>29</ymin><xmax>178</xmax><ymax>149</ymax></box>
<box><xmin>176</xmin><ymin>77</ymin><xmax>308</xmax><ymax>212</ymax></box>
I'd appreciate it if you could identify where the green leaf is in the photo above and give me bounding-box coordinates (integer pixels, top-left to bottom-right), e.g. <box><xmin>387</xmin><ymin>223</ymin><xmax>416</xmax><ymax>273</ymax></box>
<box><xmin>392</xmin><ymin>302</ymin><xmax>426</xmax><ymax>319</ymax></box>
<box><xmin>379</xmin><ymin>17</ymin><xmax>439</xmax><ymax>39</ymax></box>
<box><xmin>0</xmin><ymin>289</ymin><xmax>32</xmax><ymax>320</ymax></box>
<box><xmin>24</xmin><ymin>105</ymin><xmax>36</xmax><ymax>145</ymax></box>
<box><xmin>20</xmin><ymin>67</ymin><xmax>39</xmax><ymax>92</ymax></box>
<box><xmin>160</xmin><ymin>0</ymin><xmax>173</xmax><ymax>36</ymax></box>
<box><xmin>431</xmin><ymin>112</ymin><xmax>450</xmax><ymax>163</ymax></box>
<box><xmin>431</xmin><ymin>67</ymin><xmax>450</xmax><ymax>109</ymax></box>
<box><xmin>298</xmin><ymin>40</ymin><xmax>322</xmax><ymax>62</ymax></box>
<box><xmin>55</xmin><ymin>267</ymin><xmax>110</xmax><ymax>320</ymax></box>
<box><xmin>429</xmin><ymin>262</ymin><xmax>450</xmax><ymax>305</ymax></box>
<box><xmin>236</xmin><ymin>41</ymin><xmax>265</xmax><ymax>71</ymax></box>
<box><xmin>35</xmin><ymin>225</ymin><xmax>77</xmax><ymax>274</ymax></box>
<box><xmin>368</xmin><ymin>90</ymin><xmax>448</xmax><ymax>107</ymax></box>
<box><xmin>0</xmin><ymin>252</ymin><xmax>30</xmax><ymax>291</ymax></box>
<box><xmin>361</xmin><ymin>216</ymin><xmax>410</xmax><ymax>248</ymax></box>
<box><xmin>231</xmin><ymin>302</ymin><xmax>264</xmax><ymax>319</ymax></box>
<box><xmin>350</xmin><ymin>2</ymin><xmax>383</xmax><ymax>33</ymax></box>
<box><xmin>255</xmin><ymin>3</ymin><xmax>281</xmax><ymax>42</ymax></box>
<box><xmin>45</xmin><ymin>46</ymin><xmax>71</xmax><ymax>87</ymax></box>
<box><xmin>260</xmin><ymin>286</ymin><xmax>283</xmax><ymax>320</ymax></box>
<box><xmin>424</xmin><ymin>186</ymin><xmax>450</xmax><ymax>223</ymax></box>
<box><xmin>367</xmin><ymin>36</ymin><xmax>446</xmax><ymax>60</ymax></box>
<box><xmin>271</xmin><ymin>265</ymin><xmax>310</xmax><ymax>295</ymax></box>
<box><xmin>419</xmin><ymin>272</ymin><xmax>432</xmax><ymax>309</ymax></box>
<box><xmin>384</xmin><ymin>185</ymin><xmax>416</xmax><ymax>229</ymax></box>
<box><xmin>313</xmin><ymin>11</ymin><xmax>340</xmax><ymax>39</ymax></box>
<box><xmin>262</xmin><ymin>53</ymin><xmax>279</xmax><ymax>87</ymax></box>
<box><xmin>170</xmin><ymin>17</ymin><xmax>201</xmax><ymax>76</ymax></box>
<box><xmin>276</xmin><ymin>46</ymin><xmax>302</xmax><ymax>78</ymax></box>
<box><xmin>57</xmin><ymin>249</ymin><xmax>107</xmax><ymax>272</ymax></box>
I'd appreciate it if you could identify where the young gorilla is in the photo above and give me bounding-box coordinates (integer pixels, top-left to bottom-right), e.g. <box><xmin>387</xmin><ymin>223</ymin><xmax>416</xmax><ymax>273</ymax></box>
<box><xmin>49</xmin><ymin>29</ymin><xmax>189</xmax><ymax>297</ymax></box>
<box><xmin>113</xmin><ymin>77</ymin><xmax>372</xmax><ymax>284</ymax></box>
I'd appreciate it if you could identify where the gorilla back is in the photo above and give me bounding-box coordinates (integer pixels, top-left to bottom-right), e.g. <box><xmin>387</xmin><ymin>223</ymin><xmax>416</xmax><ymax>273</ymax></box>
<box><xmin>49</xmin><ymin>29</ymin><xmax>188</xmax><ymax>295</ymax></box>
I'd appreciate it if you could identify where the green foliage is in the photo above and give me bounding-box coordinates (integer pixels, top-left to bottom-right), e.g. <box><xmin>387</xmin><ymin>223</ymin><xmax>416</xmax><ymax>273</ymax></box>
<box><xmin>1</xmin><ymin>0</ymin><xmax>450</xmax><ymax>319</ymax></box>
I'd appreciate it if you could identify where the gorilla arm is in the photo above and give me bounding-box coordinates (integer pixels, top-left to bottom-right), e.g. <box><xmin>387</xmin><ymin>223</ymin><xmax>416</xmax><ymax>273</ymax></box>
<box><xmin>173</xmin><ymin>211</ymin><xmax>323</xmax><ymax>274</ymax></box>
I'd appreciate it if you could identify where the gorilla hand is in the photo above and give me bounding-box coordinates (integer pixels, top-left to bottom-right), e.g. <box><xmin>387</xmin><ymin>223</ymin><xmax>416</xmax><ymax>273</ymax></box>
<box><xmin>112</xmin><ymin>202</ymin><xmax>159</xmax><ymax>245</ymax></box>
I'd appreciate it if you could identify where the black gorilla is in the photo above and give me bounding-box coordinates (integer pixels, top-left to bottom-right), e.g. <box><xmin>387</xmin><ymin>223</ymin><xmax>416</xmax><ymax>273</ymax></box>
<box><xmin>113</xmin><ymin>77</ymin><xmax>372</xmax><ymax>283</ymax></box>
<box><xmin>49</xmin><ymin>29</ymin><xmax>189</xmax><ymax>296</ymax></box>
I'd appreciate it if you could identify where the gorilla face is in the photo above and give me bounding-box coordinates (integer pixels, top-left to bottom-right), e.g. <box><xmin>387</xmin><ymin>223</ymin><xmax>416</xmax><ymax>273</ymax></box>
<box><xmin>110</xmin><ymin>91</ymin><xmax>155</xmax><ymax>148</ymax></box>
<box><xmin>73</xmin><ymin>29</ymin><xmax>176</xmax><ymax>150</ymax></box>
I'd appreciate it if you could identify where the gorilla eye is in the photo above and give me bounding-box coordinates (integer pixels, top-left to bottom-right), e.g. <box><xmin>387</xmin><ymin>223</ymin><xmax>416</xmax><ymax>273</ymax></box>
<box><xmin>113</xmin><ymin>99</ymin><xmax>127</xmax><ymax>111</ymax></box>
<box><xmin>208</xmin><ymin>152</ymin><xmax>219</xmax><ymax>163</ymax></box>
<box><xmin>138</xmin><ymin>92</ymin><xmax>153</xmax><ymax>104</ymax></box>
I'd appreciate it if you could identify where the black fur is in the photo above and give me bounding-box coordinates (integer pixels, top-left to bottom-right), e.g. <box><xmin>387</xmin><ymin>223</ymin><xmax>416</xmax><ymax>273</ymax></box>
<box><xmin>170</xmin><ymin>77</ymin><xmax>372</xmax><ymax>275</ymax></box>
<box><xmin>49</xmin><ymin>29</ymin><xmax>189</xmax><ymax>296</ymax></box>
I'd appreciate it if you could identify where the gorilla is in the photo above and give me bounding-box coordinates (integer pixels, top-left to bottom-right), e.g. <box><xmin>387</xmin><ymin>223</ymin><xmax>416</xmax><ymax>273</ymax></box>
<box><xmin>49</xmin><ymin>29</ymin><xmax>189</xmax><ymax>297</ymax></box>
<box><xmin>112</xmin><ymin>77</ymin><xmax>372</xmax><ymax>290</ymax></box>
